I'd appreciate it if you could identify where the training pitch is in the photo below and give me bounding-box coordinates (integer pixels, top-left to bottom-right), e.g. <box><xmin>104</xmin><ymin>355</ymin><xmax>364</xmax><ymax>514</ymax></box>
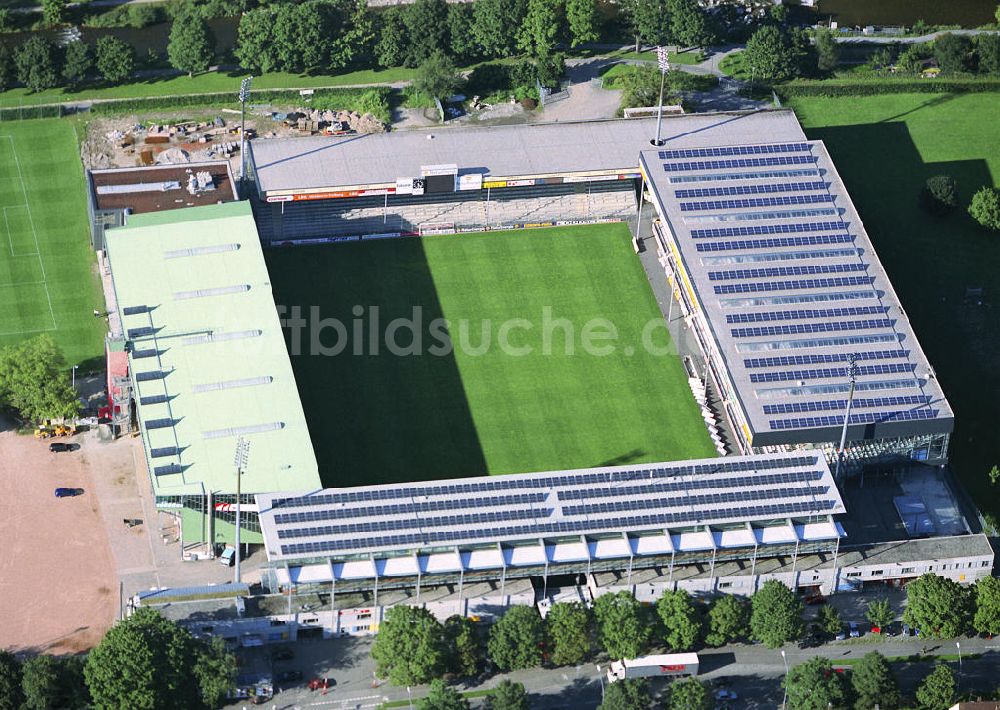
<box><xmin>267</xmin><ymin>223</ymin><xmax>715</xmax><ymax>487</ymax></box>
<box><xmin>0</xmin><ymin>120</ymin><xmax>104</xmax><ymax>365</ymax></box>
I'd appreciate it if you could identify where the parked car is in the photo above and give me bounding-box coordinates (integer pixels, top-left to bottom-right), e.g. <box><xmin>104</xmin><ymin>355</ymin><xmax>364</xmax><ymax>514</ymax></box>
<box><xmin>870</xmin><ymin>625</ymin><xmax>882</xmax><ymax>635</ymax></box>
<box><xmin>902</xmin><ymin>623</ymin><xmax>912</xmax><ymax>636</ymax></box>
<box><xmin>715</xmin><ymin>689</ymin><xmax>738</xmax><ymax>700</ymax></box>
<box><xmin>270</xmin><ymin>647</ymin><xmax>294</xmax><ymax>661</ymax></box>
<box><xmin>835</xmin><ymin>627</ymin><xmax>847</xmax><ymax>641</ymax></box>
<box><xmin>49</xmin><ymin>442</ymin><xmax>72</xmax><ymax>453</ymax></box>
<box><xmin>804</xmin><ymin>594</ymin><xmax>826</xmax><ymax>605</ymax></box>
<box><xmin>54</xmin><ymin>487</ymin><xmax>84</xmax><ymax>497</ymax></box>
<box><xmin>307</xmin><ymin>677</ymin><xmax>335</xmax><ymax>691</ymax></box>
<box><xmin>275</xmin><ymin>670</ymin><xmax>302</xmax><ymax>683</ymax></box>
<box><xmin>849</xmin><ymin>622</ymin><xmax>861</xmax><ymax>638</ymax></box>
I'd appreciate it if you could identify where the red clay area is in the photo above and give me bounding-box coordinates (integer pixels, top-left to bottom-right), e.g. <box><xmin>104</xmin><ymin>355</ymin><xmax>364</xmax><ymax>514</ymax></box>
<box><xmin>0</xmin><ymin>422</ymin><xmax>117</xmax><ymax>654</ymax></box>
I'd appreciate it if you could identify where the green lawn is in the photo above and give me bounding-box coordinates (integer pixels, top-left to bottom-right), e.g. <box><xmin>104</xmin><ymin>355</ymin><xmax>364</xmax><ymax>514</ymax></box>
<box><xmin>0</xmin><ymin>66</ymin><xmax>418</xmax><ymax>108</ymax></box>
<box><xmin>0</xmin><ymin>119</ymin><xmax>105</xmax><ymax>367</ymax></box>
<box><xmin>609</xmin><ymin>48</ymin><xmax>705</xmax><ymax>65</ymax></box>
<box><xmin>267</xmin><ymin>224</ymin><xmax>715</xmax><ymax>486</ymax></box>
<box><xmin>718</xmin><ymin>50</ymin><xmax>748</xmax><ymax>80</ymax></box>
<box><xmin>786</xmin><ymin>93</ymin><xmax>1000</xmax><ymax>514</ymax></box>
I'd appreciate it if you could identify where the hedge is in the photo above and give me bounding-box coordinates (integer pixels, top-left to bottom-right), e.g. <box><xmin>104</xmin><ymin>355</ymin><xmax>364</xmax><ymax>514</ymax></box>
<box><xmin>89</xmin><ymin>87</ymin><xmax>392</xmax><ymax>122</ymax></box>
<box><xmin>0</xmin><ymin>104</ymin><xmax>64</xmax><ymax>121</ymax></box>
<box><xmin>776</xmin><ymin>78</ymin><xmax>1000</xmax><ymax>98</ymax></box>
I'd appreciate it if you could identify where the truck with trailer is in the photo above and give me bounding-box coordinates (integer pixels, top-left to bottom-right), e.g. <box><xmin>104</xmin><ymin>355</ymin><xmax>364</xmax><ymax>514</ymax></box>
<box><xmin>606</xmin><ymin>653</ymin><xmax>699</xmax><ymax>683</ymax></box>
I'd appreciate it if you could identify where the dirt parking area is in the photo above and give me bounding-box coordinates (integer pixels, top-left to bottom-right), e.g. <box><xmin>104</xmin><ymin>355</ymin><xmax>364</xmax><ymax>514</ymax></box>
<box><xmin>0</xmin><ymin>418</ymin><xmax>117</xmax><ymax>654</ymax></box>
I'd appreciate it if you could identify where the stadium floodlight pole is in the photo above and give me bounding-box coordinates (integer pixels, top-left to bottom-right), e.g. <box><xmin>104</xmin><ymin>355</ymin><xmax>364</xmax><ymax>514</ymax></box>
<box><xmin>652</xmin><ymin>46</ymin><xmax>670</xmax><ymax>147</ymax></box>
<box><xmin>833</xmin><ymin>354</ymin><xmax>858</xmax><ymax>484</ymax></box>
<box><xmin>233</xmin><ymin>436</ymin><xmax>250</xmax><ymax>584</ymax></box>
<box><xmin>238</xmin><ymin>76</ymin><xmax>253</xmax><ymax>182</ymax></box>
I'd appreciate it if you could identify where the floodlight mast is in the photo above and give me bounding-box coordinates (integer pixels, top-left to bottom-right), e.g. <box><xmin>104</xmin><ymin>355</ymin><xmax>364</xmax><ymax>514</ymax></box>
<box><xmin>238</xmin><ymin>76</ymin><xmax>253</xmax><ymax>182</ymax></box>
<box><xmin>652</xmin><ymin>47</ymin><xmax>670</xmax><ymax>147</ymax></box>
<box><xmin>233</xmin><ymin>437</ymin><xmax>250</xmax><ymax>584</ymax></box>
<box><xmin>833</xmin><ymin>354</ymin><xmax>858</xmax><ymax>483</ymax></box>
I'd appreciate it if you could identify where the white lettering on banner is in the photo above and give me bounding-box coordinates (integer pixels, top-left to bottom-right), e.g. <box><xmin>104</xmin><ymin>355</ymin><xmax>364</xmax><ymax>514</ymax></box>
<box><xmin>505</xmin><ymin>179</ymin><xmax>534</xmax><ymax>187</ymax></box>
<box><xmin>266</xmin><ymin>195</ymin><xmax>294</xmax><ymax>203</ymax></box>
<box><xmin>395</xmin><ymin>178</ymin><xmax>414</xmax><ymax>195</ymax></box>
<box><xmin>421</xmin><ymin>164</ymin><xmax>459</xmax><ymax>177</ymax></box>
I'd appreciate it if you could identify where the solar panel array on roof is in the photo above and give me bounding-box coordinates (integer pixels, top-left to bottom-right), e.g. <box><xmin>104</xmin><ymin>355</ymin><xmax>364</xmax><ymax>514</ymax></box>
<box><xmin>257</xmin><ymin>453</ymin><xmax>845</xmax><ymax>560</ymax></box>
<box><xmin>640</xmin><ymin>140</ymin><xmax>953</xmax><ymax>442</ymax></box>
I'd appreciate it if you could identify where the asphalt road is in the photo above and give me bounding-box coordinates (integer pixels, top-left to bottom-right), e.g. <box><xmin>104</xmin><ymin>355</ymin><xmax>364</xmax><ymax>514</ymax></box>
<box><xmin>227</xmin><ymin>630</ymin><xmax>1000</xmax><ymax>710</ymax></box>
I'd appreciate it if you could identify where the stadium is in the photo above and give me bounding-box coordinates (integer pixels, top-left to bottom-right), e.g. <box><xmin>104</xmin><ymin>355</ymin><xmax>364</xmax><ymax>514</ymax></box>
<box><xmin>102</xmin><ymin>110</ymin><xmax>988</xmax><ymax>638</ymax></box>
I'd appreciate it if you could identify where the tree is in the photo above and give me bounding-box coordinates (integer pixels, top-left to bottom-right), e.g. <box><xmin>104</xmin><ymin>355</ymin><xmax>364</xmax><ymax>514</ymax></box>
<box><xmin>335</xmin><ymin>0</ymin><xmax>375</xmax><ymax>69</ymax></box>
<box><xmin>0</xmin><ymin>651</ymin><xmax>23</xmax><ymax>710</ymax></box>
<box><xmin>851</xmin><ymin>651</ymin><xmax>900</xmax><ymax>710</ymax></box>
<box><xmin>866</xmin><ymin>599</ymin><xmax>894</xmax><ymax>630</ymax></box>
<box><xmin>14</xmin><ymin>36</ymin><xmax>60</xmax><ymax>93</ymax></box>
<box><xmin>419</xmin><ymin>679</ymin><xmax>469</xmax><ymax>710</ymax></box>
<box><xmin>95</xmin><ymin>36</ymin><xmax>135</xmax><ymax>84</ymax></box>
<box><xmin>444</xmin><ymin>615</ymin><xmax>482</xmax><ymax>678</ymax></box>
<box><xmin>920</xmin><ymin>175</ymin><xmax>959</xmax><ymax>216</ymax></box>
<box><xmin>546</xmin><ymin>601</ymin><xmax>592</xmax><ymax>666</ymax></box>
<box><xmin>868</xmin><ymin>45</ymin><xmax>896</xmax><ymax>72</ymax></box>
<box><xmin>815</xmin><ymin>28</ymin><xmax>840</xmax><ymax>71</ymax></box>
<box><xmin>518</xmin><ymin>0</ymin><xmax>561</xmax><ymax>58</ymax></box>
<box><xmin>41</xmin><ymin>0</ymin><xmax>66</xmax><ymax>27</ymax></box>
<box><xmin>989</xmin><ymin>465</ymin><xmax>1000</xmax><ymax>485</ymax></box>
<box><xmin>193</xmin><ymin>637</ymin><xmax>237</xmax><ymax>708</ymax></box>
<box><xmin>234</xmin><ymin>8</ymin><xmax>277</xmax><ymax>73</ymax></box>
<box><xmin>488</xmin><ymin>606</ymin><xmax>544</xmax><ymax>672</ymax></box>
<box><xmin>168</xmin><ymin>11</ymin><xmax>216</xmax><ymax>76</ymax></box>
<box><xmin>447</xmin><ymin>3</ymin><xmax>478</xmax><ymax>61</ymax></box>
<box><xmin>597</xmin><ymin>678</ymin><xmax>649</xmax><ymax>710</ymax></box>
<box><xmin>969</xmin><ymin>186</ymin><xmax>1000</xmax><ymax>231</ymax></box>
<box><xmin>903</xmin><ymin>573</ymin><xmax>971</xmax><ymax>638</ymax></box>
<box><xmin>979</xmin><ymin>33</ymin><xmax>1000</xmax><ymax>74</ymax></box>
<box><xmin>916</xmin><ymin>663</ymin><xmax>955</xmax><ymax>710</ymax></box>
<box><xmin>934</xmin><ymin>33</ymin><xmax>971</xmax><ymax>73</ymax></box>
<box><xmin>817</xmin><ymin>604</ymin><xmax>843</xmax><ymax>636</ymax></box>
<box><xmin>974</xmin><ymin>576</ymin><xmax>1000</xmax><ymax>636</ymax></box>
<box><xmin>0</xmin><ymin>336</ymin><xmax>79</xmax><ymax>421</ymax></box>
<box><xmin>705</xmin><ymin>595</ymin><xmax>749</xmax><ymax>646</ymax></box>
<box><xmin>621</xmin><ymin>0</ymin><xmax>670</xmax><ymax>52</ymax></box>
<box><xmin>768</xmin><ymin>2</ymin><xmax>788</xmax><ymax>24</ymax></box>
<box><xmin>656</xmin><ymin>589</ymin><xmax>702</xmax><ymax>651</ymax></box>
<box><xmin>593</xmin><ymin>591</ymin><xmax>651</xmax><ymax>659</ymax></box>
<box><xmin>666</xmin><ymin>0</ymin><xmax>711</xmax><ymax>48</ymax></box>
<box><xmin>62</xmin><ymin>40</ymin><xmax>93</xmax><ymax>87</ymax></box>
<box><xmin>403</xmin><ymin>0</ymin><xmax>449</xmax><ymax>66</ymax></box>
<box><xmin>664</xmin><ymin>677</ymin><xmax>711</xmax><ymax>710</ymax></box>
<box><xmin>750</xmin><ymin>580</ymin><xmax>804</xmax><ymax>648</ymax></box>
<box><xmin>413</xmin><ymin>52</ymin><xmax>464</xmax><ymax>120</ymax></box>
<box><xmin>472</xmin><ymin>0</ymin><xmax>525</xmax><ymax>57</ymax></box>
<box><xmin>84</xmin><ymin>608</ymin><xmax>204</xmax><ymax>709</ymax></box>
<box><xmin>371</xmin><ymin>605</ymin><xmax>447</xmax><ymax>685</ymax></box>
<box><xmin>374</xmin><ymin>7</ymin><xmax>408</xmax><ymax>69</ymax></box>
<box><xmin>487</xmin><ymin>679</ymin><xmax>529</xmax><ymax>710</ymax></box>
<box><xmin>0</xmin><ymin>44</ymin><xmax>12</xmax><ymax>93</ymax></box>
<box><xmin>565</xmin><ymin>0</ymin><xmax>599</xmax><ymax>47</ymax></box>
<box><xmin>21</xmin><ymin>656</ymin><xmax>63</xmax><ymax>710</ymax></box>
<box><xmin>784</xmin><ymin>657</ymin><xmax>847</xmax><ymax>710</ymax></box>
<box><xmin>743</xmin><ymin>25</ymin><xmax>799</xmax><ymax>83</ymax></box>
<box><xmin>272</xmin><ymin>2</ymin><xmax>333</xmax><ymax>73</ymax></box>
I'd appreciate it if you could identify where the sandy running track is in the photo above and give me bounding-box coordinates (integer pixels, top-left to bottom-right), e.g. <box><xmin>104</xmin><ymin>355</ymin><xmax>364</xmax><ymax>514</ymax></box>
<box><xmin>0</xmin><ymin>423</ymin><xmax>117</xmax><ymax>654</ymax></box>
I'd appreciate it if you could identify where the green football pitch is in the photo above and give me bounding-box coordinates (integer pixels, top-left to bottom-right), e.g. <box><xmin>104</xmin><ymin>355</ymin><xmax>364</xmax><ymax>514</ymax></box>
<box><xmin>267</xmin><ymin>224</ymin><xmax>716</xmax><ymax>487</ymax></box>
<box><xmin>0</xmin><ymin>120</ymin><xmax>104</xmax><ymax>366</ymax></box>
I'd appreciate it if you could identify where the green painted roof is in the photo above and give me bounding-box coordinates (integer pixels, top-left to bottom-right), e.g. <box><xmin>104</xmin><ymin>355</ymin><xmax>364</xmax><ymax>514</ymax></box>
<box><xmin>106</xmin><ymin>202</ymin><xmax>320</xmax><ymax>497</ymax></box>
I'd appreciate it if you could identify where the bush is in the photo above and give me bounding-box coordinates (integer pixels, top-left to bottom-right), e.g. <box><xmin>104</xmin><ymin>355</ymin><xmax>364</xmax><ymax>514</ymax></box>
<box><xmin>969</xmin><ymin>186</ymin><xmax>1000</xmax><ymax>231</ymax></box>
<box><xmin>920</xmin><ymin>175</ymin><xmax>959</xmax><ymax>216</ymax></box>
<box><xmin>85</xmin><ymin>3</ymin><xmax>167</xmax><ymax>28</ymax></box>
<box><xmin>777</xmin><ymin>78</ymin><xmax>1000</xmax><ymax>97</ymax></box>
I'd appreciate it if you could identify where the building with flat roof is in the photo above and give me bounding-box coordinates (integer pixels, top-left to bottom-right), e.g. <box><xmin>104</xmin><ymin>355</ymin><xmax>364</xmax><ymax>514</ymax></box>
<box><xmin>105</xmin><ymin>201</ymin><xmax>320</xmax><ymax>545</ymax></box>
<box><xmin>638</xmin><ymin>140</ymin><xmax>953</xmax><ymax>467</ymax></box>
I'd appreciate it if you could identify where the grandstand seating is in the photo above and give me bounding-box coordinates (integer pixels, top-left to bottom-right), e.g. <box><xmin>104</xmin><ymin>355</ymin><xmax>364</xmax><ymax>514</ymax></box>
<box><xmin>253</xmin><ymin>181</ymin><xmax>638</xmax><ymax>243</ymax></box>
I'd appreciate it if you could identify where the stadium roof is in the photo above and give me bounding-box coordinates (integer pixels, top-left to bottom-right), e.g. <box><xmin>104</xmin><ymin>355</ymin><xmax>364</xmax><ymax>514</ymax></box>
<box><xmin>639</xmin><ymin>140</ymin><xmax>953</xmax><ymax>447</ymax></box>
<box><xmin>248</xmin><ymin>112</ymin><xmax>807</xmax><ymax>196</ymax></box>
<box><xmin>257</xmin><ymin>451</ymin><xmax>845</xmax><ymax>576</ymax></box>
<box><xmin>106</xmin><ymin>201</ymin><xmax>320</xmax><ymax>496</ymax></box>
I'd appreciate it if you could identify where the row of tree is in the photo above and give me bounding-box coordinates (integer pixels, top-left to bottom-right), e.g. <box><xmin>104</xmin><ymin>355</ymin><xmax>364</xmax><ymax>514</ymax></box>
<box><xmin>0</xmin><ymin>609</ymin><xmax>236</xmax><ymax>710</ymax></box>
<box><xmin>868</xmin><ymin>33</ymin><xmax>1000</xmax><ymax>75</ymax></box>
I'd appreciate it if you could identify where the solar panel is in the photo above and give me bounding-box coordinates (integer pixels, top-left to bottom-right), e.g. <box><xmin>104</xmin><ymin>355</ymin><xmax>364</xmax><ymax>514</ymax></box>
<box><xmin>680</xmin><ymin>194</ymin><xmax>834</xmax><ymax>212</ymax></box>
<box><xmin>726</xmin><ymin>306</ymin><xmax>888</xmax><ymax>323</ymax></box>
<box><xmin>720</xmin><ymin>290</ymin><xmax>876</xmax><ymax>308</ymax></box>
<box><xmin>743</xmin><ymin>350</ymin><xmax>909</xmax><ymax>369</ymax></box>
<box><xmin>708</xmin><ymin>263</ymin><xmax>867</xmax><ymax>281</ymax></box>
<box><xmin>701</xmin><ymin>248</ymin><xmax>858</xmax><ymax>265</ymax></box>
<box><xmin>731</xmin><ymin>319</ymin><xmax>893</xmax><ymax>338</ymax></box>
<box><xmin>121</xmin><ymin>305</ymin><xmax>150</xmax><ymax>316</ymax></box>
<box><xmin>691</xmin><ymin>221</ymin><xmax>846</xmax><ymax>239</ymax></box>
<box><xmin>676</xmin><ymin>181</ymin><xmax>827</xmax><ymax>198</ymax></box>
<box><xmin>714</xmin><ymin>276</ymin><xmax>875</xmax><ymax>295</ymax></box>
<box><xmin>769</xmin><ymin>409</ymin><xmax>939</xmax><ymax>430</ymax></box>
<box><xmin>662</xmin><ymin>155</ymin><xmax>816</xmax><ymax>172</ymax></box>
<box><xmin>145</xmin><ymin>418</ymin><xmax>173</xmax><ymax>429</ymax></box>
<box><xmin>667</xmin><ymin>168</ymin><xmax>821</xmax><ymax>184</ymax></box>
<box><xmin>695</xmin><ymin>234</ymin><xmax>855</xmax><ymax>253</ymax></box>
<box><xmin>763</xmin><ymin>394</ymin><xmax>931</xmax><ymax>415</ymax></box>
<box><xmin>749</xmin><ymin>362</ymin><xmax>915</xmax><ymax>383</ymax></box>
<box><xmin>134</xmin><ymin>370</ymin><xmax>166</xmax><ymax>382</ymax></box>
<box><xmin>658</xmin><ymin>143</ymin><xmax>811</xmax><ymax>159</ymax></box>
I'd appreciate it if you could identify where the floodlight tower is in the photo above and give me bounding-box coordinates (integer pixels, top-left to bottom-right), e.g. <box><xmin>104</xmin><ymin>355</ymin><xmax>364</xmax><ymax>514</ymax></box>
<box><xmin>833</xmin><ymin>354</ymin><xmax>858</xmax><ymax>484</ymax></box>
<box><xmin>652</xmin><ymin>46</ymin><xmax>671</xmax><ymax>147</ymax></box>
<box><xmin>233</xmin><ymin>436</ymin><xmax>250</xmax><ymax>584</ymax></box>
<box><xmin>238</xmin><ymin>76</ymin><xmax>253</xmax><ymax>182</ymax></box>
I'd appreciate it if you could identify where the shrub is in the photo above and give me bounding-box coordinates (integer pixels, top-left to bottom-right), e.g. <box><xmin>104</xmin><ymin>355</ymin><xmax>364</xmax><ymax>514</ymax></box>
<box><xmin>920</xmin><ymin>175</ymin><xmax>959</xmax><ymax>216</ymax></box>
<box><xmin>969</xmin><ymin>186</ymin><xmax>1000</xmax><ymax>231</ymax></box>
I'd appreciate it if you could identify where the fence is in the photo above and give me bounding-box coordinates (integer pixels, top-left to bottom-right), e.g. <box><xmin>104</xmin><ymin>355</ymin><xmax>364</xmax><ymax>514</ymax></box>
<box><xmin>0</xmin><ymin>104</ymin><xmax>64</xmax><ymax>121</ymax></box>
